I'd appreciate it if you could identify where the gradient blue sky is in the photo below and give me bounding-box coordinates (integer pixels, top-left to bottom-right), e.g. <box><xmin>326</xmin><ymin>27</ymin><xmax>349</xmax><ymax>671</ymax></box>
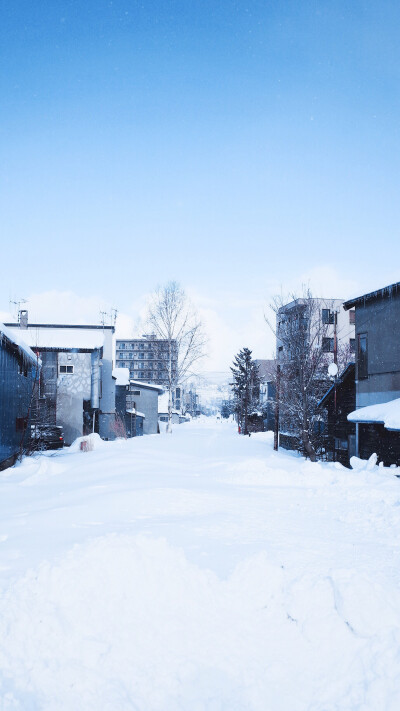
<box><xmin>1</xmin><ymin>1</ymin><xmax>399</xmax><ymax>368</ymax></box>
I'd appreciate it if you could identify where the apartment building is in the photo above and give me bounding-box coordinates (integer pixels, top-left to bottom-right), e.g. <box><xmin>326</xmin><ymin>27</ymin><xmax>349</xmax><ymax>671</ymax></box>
<box><xmin>277</xmin><ymin>297</ymin><xmax>355</xmax><ymax>364</ymax></box>
<box><xmin>115</xmin><ymin>334</ymin><xmax>177</xmax><ymax>386</ymax></box>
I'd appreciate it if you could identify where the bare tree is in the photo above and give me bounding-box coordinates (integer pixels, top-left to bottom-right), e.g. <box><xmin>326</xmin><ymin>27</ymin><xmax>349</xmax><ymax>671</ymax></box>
<box><xmin>110</xmin><ymin>413</ymin><xmax>128</xmax><ymax>439</ymax></box>
<box><xmin>147</xmin><ymin>282</ymin><xmax>206</xmax><ymax>432</ymax></box>
<box><xmin>267</xmin><ymin>289</ymin><xmax>349</xmax><ymax>461</ymax></box>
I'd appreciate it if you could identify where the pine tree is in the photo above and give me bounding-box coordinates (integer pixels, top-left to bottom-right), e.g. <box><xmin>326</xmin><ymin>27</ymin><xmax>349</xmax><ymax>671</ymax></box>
<box><xmin>230</xmin><ymin>348</ymin><xmax>260</xmax><ymax>434</ymax></box>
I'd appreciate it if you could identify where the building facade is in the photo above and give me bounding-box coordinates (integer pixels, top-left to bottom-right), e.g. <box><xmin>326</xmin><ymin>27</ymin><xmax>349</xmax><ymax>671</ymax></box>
<box><xmin>344</xmin><ymin>281</ymin><xmax>400</xmax><ymax>464</ymax></box>
<box><xmin>114</xmin><ymin>369</ymin><xmax>163</xmax><ymax>435</ymax></box>
<box><xmin>0</xmin><ymin>323</ymin><xmax>38</xmax><ymax>469</ymax></box>
<box><xmin>275</xmin><ymin>297</ymin><xmax>355</xmax><ymax>455</ymax></box>
<box><xmin>5</xmin><ymin>317</ymin><xmax>115</xmax><ymax>446</ymax></box>
<box><xmin>277</xmin><ymin>298</ymin><xmax>355</xmax><ymax>363</ymax></box>
<box><xmin>115</xmin><ymin>334</ymin><xmax>177</xmax><ymax>386</ymax></box>
<box><xmin>344</xmin><ymin>282</ymin><xmax>400</xmax><ymax>409</ymax></box>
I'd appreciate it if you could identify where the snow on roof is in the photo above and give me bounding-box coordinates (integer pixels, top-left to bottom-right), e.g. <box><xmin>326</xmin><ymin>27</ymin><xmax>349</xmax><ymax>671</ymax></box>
<box><xmin>343</xmin><ymin>281</ymin><xmax>400</xmax><ymax>310</ymax></box>
<box><xmin>129</xmin><ymin>379</ymin><xmax>164</xmax><ymax>393</ymax></box>
<box><xmin>158</xmin><ymin>392</ymin><xmax>179</xmax><ymax>415</ymax></box>
<box><xmin>126</xmin><ymin>408</ymin><xmax>145</xmax><ymax>418</ymax></box>
<box><xmin>4</xmin><ymin>325</ymin><xmax>107</xmax><ymax>351</ymax></box>
<box><xmin>348</xmin><ymin>398</ymin><xmax>400</xmax><ymax>431</ymax></box>
<box><xmin>0</xmin><ymin>322</ymin><xmax>38</xmax><ymax>363</ymax></box>
<box><xmin>113</xmin><ymin>368</ymin><xmax>130</xmax><ymax>386</ymax></box>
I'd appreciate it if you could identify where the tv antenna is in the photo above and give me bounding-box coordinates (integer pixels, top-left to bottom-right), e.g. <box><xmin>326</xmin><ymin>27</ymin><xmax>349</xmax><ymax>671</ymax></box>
<box><xmin>99</xmin><ymin>310</ymin><xmax>108</xmax><ymax>327</ymax></box>
<box><xmin>9</xmin><ymin>298</ymin><xmax>27</xmax><ymax>321</ymax></box>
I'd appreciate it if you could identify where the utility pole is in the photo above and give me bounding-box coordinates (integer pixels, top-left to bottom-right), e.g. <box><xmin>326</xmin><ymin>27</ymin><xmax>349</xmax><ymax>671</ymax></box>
<box><xmin>333</xmin><ymin>311</ymin><xmax>338</xmax><ymax>463</ymax></box>
<box><xmin>333</xmin><ymin>311</ymin><xmax>338</xmax><ymax>414</ymax></box>
<box><xmin>274</xmin><ymin>364</ymin><xmax>280</xmax><ymax>451</ymax></box>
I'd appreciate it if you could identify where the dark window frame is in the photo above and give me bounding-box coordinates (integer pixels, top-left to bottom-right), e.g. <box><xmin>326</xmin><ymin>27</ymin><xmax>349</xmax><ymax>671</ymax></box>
<box><xmin>358</xmin><ymin>333</ymin><xmax>368</xmax><ymax>379</ymax></box>
<box><xmin>322</xmin><ymin>309</ymin><xmax>334</xmax><ymax>325</ymax></box>
<box><xmin>322</xmin><ymin>337</ymin><xmax>334</xmax><ymax>353</ymax></box>
<box><xmin>59</xmin><ymin>365</ymin><xmax>74</xmax><ymax>374</ymax></box>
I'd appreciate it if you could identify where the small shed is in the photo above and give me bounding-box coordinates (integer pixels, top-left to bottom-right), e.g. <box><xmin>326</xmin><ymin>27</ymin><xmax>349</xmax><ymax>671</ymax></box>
<box><xmin>113</xmin><ymin>369</ymin><xmax>163</xmax><ymax>435</ymax></box>
<box><xmin>348</xmin><ymin>397</ymin><xmax>400</xmax><ymax>466</ymax></box>
<box><xmin>125</xmin><ymin>409</ymin><xmax>145</xmax><ymax>437</ymax></box>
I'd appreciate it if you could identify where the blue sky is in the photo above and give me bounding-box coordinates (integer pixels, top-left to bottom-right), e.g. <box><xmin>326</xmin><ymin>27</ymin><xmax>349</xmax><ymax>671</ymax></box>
<box><xmin>1</xmin><ymin>1</ymin><xmax>399</xmax><ymax>368</ymax></box>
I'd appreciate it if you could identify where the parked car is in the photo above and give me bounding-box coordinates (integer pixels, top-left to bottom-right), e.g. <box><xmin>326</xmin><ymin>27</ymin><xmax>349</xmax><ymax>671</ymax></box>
<box><xmin>31</xmin><ymin>424</ymin><xmax>64</xmax><ymax>450</ymax></box>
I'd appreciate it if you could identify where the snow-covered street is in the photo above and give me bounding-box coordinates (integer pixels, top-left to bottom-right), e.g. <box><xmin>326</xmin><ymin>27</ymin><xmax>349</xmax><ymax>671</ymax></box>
<box><xmin>1</xmin><ymin>418</ymin><xmax>400</xmax><ymax>710</ymax></box>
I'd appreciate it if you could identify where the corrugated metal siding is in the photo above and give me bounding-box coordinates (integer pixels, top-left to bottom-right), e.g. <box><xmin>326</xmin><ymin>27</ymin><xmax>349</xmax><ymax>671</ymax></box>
<box><xmin>0</xmin><ymin>339</ymin><xmax>37</xmax><ymax>468</ymax></box>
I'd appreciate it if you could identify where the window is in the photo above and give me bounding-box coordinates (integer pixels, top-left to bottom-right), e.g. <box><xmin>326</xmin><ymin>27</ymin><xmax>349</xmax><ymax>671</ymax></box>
<box><xmin>335</xmin><ymin>437</ymin><xmax>348</xmax><ymax>450</ymax></box>
<box><xmin>358</xmin><ymin>333</ymin><xmax>368</xmax><ymax>379</ymax></box>
<box><xmin>322</xmin><ymin>337</ymin><xmax>334</xmax><ymax>353</ymax></box>
<box><xmin>322</xmin><ymin>309</ymin><xmax>334</xmax><ymax>325</ymax></box>
<box><xmin>16</xmin><ymin>416</ymin><xmax>27</xmax><ymax>431</ymax></box>
<box><xmin>59</xmin><ymin>365</ymin><xmax>74</xmax><ymax>374</ymax></box>
<box><xmin>350</xmin><ymin>338</ymin><xmax>356</xmax><ymax>353</ymax></box>
<box><xmin>119</xmin><ymin>343</ymin><xmax>126</xmax><ymax>349</ymax></box>
<box><xmin>18</xmin><ymin>361</ymin><xmax>28</xmax><ymax>377</ymax></box>
<box><xmin>130</xmin><ymin>390</ymin><xmax>140</xmax><ymax>396</ymax></box>
<box><xmin>349</xmin><ymin>310</ymin><xmax>355</xmax><ymax>325</ymax></box>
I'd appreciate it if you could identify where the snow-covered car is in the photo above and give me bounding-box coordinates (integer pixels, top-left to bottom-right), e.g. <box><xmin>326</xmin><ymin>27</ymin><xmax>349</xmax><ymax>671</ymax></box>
<box><xmin>31</xmin><ymin>424</ymin><xmax>64</xmax><ymax>450</ymax></box>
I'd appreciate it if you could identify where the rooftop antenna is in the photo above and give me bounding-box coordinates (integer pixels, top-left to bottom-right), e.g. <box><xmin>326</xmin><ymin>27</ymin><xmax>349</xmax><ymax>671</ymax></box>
<box><xmin>100</xmin><ymin>310</ymin><xmax>108</xmax><ymax>327</ymax></box>
<box><xmin>9</xmin><ymin>298</ymin><xmax>27</xmax><ymax>322</ymax></box>
<box><xmin>111</xmin><ymin>308</ymin><xmax>118</xmax><ymax>326</ymax></box>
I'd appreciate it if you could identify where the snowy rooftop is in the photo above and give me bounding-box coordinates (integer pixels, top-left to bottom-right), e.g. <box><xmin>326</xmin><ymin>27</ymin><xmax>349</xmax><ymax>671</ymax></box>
<box><xmin>348</xmin><ymin>398</ymin><xmax>400</xmax><ymax>430</ymax></box>
<box><xmin>129</xmin><ymin>380</ymin><xmax>164</xmax><ymax>393</ymax></box>
<box><xmin>113</xmin><ymin>368</ymin><xmax>130</xmax><ymax>386</ymax></box>
<box><xmin>344</xmin><ymin>280</ymin><xmax>400</xmax><ymax>310</ymax></box>
<box><xmin>126</xmin><ymin>408</ymin><xmax>146</xmax><ymax>418</ymax></box>
<box><xmin>0</xmin><ymin>322</ymin><xmax>38</xmax><ymax>363</ymax></box>
<box><xmin>4</xmin><ymin>325</ymin><xmax>109</xmax><ymax>351</ymax></box>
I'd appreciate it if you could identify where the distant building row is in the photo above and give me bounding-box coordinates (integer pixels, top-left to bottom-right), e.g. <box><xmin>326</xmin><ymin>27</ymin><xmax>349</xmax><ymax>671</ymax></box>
<box><xmin>0</xmin><ymin>313</ymin><xmax>199</xmax><ymax>470</ymax></box>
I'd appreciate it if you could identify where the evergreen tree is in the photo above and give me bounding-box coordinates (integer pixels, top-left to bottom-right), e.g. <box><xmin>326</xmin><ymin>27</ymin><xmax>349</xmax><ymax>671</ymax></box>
<box><xmin>230</xmin><ymin>348</ymin><xmax>260</xmax><ymax>434</ymax></box>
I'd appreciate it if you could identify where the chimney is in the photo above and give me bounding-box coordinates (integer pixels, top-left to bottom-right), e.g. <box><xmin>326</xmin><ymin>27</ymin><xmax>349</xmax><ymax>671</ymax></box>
<box><xmin>19</xmin><ymin>310</ymin><xmax>28</xmax><ymax>329</ymax></box>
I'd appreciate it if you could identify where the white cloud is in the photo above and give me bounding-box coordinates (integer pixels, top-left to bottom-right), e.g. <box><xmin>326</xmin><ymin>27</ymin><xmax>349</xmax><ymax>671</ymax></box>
<box><xmin>4</xmin><ymin>266</ymin><xmax>382</xmax><ymax>377</ymax></box>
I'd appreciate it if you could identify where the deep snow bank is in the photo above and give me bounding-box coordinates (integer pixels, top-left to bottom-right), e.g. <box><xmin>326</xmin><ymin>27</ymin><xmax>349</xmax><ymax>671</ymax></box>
<box><xmin>0</xmin><ymin>419</ymin><xmax>400</xmax><ymax>710</ymax></box>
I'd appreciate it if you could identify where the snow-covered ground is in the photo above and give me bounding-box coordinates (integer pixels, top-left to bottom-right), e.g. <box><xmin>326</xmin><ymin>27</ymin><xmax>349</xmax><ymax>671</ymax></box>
<box><xmin>1</xmin><ymin>419</ymin><xmax>400</xmax><ymax>710</ymax></box>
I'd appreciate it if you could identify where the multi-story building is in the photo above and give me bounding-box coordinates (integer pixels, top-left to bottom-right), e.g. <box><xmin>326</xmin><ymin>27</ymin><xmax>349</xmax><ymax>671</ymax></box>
<box><xmin>115</xmin><ymin>334</ymin><xmax>177</xmax><ymax>386</ymax></box>
<box><xmin>275</xmin><ymin>297</ymin><xmax>355</xmax><ymax>454</ymax></box>
<box><xmin>277</xmin><ymin>298</ymin><xmax>355</xmax><ymax>364</ymax></box>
